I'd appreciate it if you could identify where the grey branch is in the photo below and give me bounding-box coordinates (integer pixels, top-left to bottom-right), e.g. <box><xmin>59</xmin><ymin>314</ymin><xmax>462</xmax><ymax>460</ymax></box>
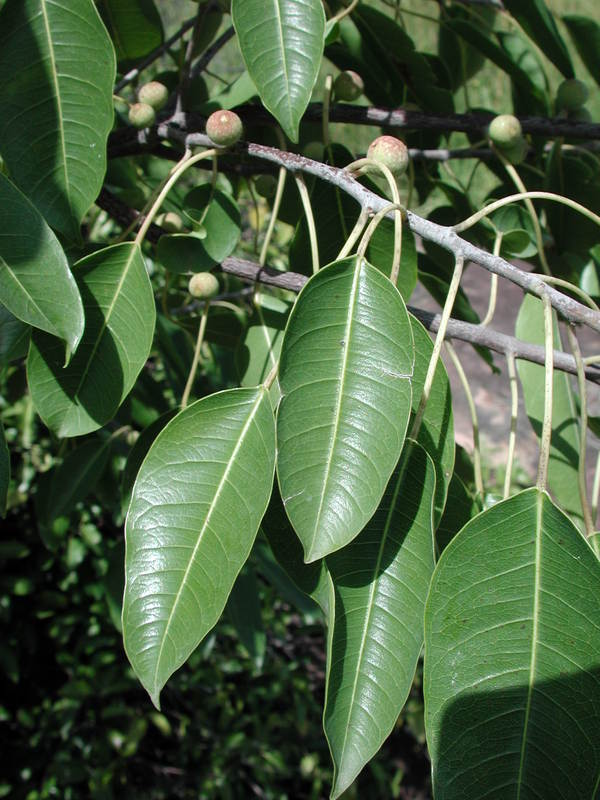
<box><xmin>94</xmin><ymin>189</ymin><xmax>600</xmax><ymax>385</ymax></box>
<box><xmin>159</xmin><ymin>123</ymin><xmax>600</xmax><ymax>334</ymax></box>
<box><xmin>218</xmin><ymin>257</ymin><xmax>600</xmax><ymax>386</ymax></box>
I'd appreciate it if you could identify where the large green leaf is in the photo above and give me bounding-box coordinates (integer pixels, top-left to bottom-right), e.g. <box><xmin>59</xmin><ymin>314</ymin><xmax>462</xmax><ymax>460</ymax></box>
<box><xmin>502</xmin><ymin>0</ymin><xmax>573</xmax><ymax>78</ymax></box>
<box><xmin>562</xmin><ymin>16</ymin><xmax>600</xmax><ymax>88</ymax></box>
<box><xmin>123</xmin><ymin>387</ymin><xmax>276</xmax><ymax>707</ymax></box>
<box><xmin>410</xmin><ymin>316</ymin><xmax>454</xmax><ymax>525</ymax></box>
<box><xmin>231</xmin><ymin>0</ymin><xmax>325</xmax><ymax>141</ymax></box>
<box><xmin>515</xmin><ymin>295</ymin><xmax>582</xmax><ymax>525</ymax></box>
<box><xmin>424</xmin><ymin>488</ymin><xmax>600</xmax><ymax>799</ymax></box>
<box><xmin>27</xmin><ymin>243</ymin><xmax>155</xmax><ymax>438</ymax></box>
<box><xmin>277</xmin><ymin>257</ymin><xmax>414</xmax><ymax>563</ymax></box>
<box><xmin>0</xmin><ymin>0</ymin><xmax>115</xmax><ymax>239</ymax></box>
<box><xmin>324</xmin><ymin>441</ymin><xmax>436</xmax><ymax>799</ymax></box>
<box><xmin>0</xmin><ymin>174</ymin><xmax>84</xmax><ymax>354</ymax></box>
<box><xmin>0</xmin><ymin>418</ymin><xmax>8</xmax><ymax>518</ymax></box>
<box><xmin>99</xmin><ymin>0</ymin><xmax>163</xmax><ymax>63</ymax></box>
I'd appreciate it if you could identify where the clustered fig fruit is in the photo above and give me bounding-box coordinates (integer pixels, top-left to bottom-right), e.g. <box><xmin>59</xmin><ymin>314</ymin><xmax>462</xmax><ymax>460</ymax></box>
<box><xmin>138</xmin><ymin>81</ymin><xmax>169</xmax><ymax>111</ymax></box>
<box><xmin>188</xmin><ymin>272</ymin><xmax>219</xmax><ymax>299</ymax></box>
<box><xmin>333</xmin><ymin>70</ymin><xmax>364</xmax><ymax>102</ymax></box>
<box><xmin>255</xmin><ymin>174</ymin><xmax>278</xmax><ymax>199</ymax></box>
<box><xmin>488</xmin><ymin>114</ymin><xmax>528</xmax><ymax>165</ymax></box>
<box><xmin>205</xmin><ymin>110</ymin><xmax>243</xmax><ymax>147</ymax></box>
<box><xmin>556</xmin><ymin>79</ymin><xmax>589</xmax><ymax>112</ymax></box>
<box><xmin>128</xmin><ymin>102</ymin><xmax>156</xmax><ymax>129</ymax></box>
<box><xmin>366</xmin><ymin>135</ymin><xmax>409</xmax><ymax>176</ymax></box>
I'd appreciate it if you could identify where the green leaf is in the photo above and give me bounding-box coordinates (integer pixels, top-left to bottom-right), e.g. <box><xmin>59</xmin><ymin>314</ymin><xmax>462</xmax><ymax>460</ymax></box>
<box><xmin>36</xmin><ymin>437</ymin><xmax>111</xmax><ymax>528</ymax></box>
<box><xmin>123</xmin><ymin>387</ymin><xmax>276</xmax><ymax>708</ymax></box>
<box><xmin>277</xmin><ymin>257</ymin><xmax>414</xmax><ymax>562</ymax></box>
<box><xmin>99</xmin><ymin>0</ymin><xmax>163</xmax><ymax>63</ymax></box>
<box><xmin>424</xmin><ymin>488</ymin><xmax>600</xmax><ymax>799</ymax></box>
<box><xmin>324</xmin><ymin>441</ymin><xmax>436</xmax><ymax>799</ymax></box>
<box><xmin>27</xmin><ymin>243</ymin><xmax>155</xmax><ymax>438</ymax></box>
<box><xmin>0</xmin><ymin>174</ymin><xmax>84</xmax><ymax>354</ymax></box>
<box><xmin>515</xmin><ymin>295</ymin><xmax>582</xmax><ymax>525</ymax></box>
<box><xmin>0</xmin><ymin>0</ymin><xmax>116</xmax><ymax>239</ymax></box>
<box><xmin>254</xmin><ymin>538</ymin><xmax>323</xmax><ymax>619</ymax></box>
<box><xmin>0</xmin><ymin>306</ymin><xmax>30</xmax><ymax>365</ymax></box>
<box><xmin>231</xmin><ymin>0</ymin><xmax>325</xmax><ymax>141</ymax></box>
<box><xmin>226</xmin><ymin>565</ymin><xmax>266</xmax><ymax>668</ymax></box>
<box><xmin>0</xmin><ymin>418</ymin><xmax>8</xmax><ymax>518</ymax></box>
<box><xmin>562</xmin><ymin>15</ymin><xmax>600</xmax><ymax>88</ymax></box>
<box><xmin>410</xmin><ymin>316</ymin><xmax>454</xmax><ymax>525</ymax></box>
<box><xmin>236</xmin><ymin>292</ymin><xmax>291</xmax><ymax>402</ymax></box>
<box><xmin>502</xmin><ymin>0</ymin><xmax>573</xmax><ymax>78</ymax></box>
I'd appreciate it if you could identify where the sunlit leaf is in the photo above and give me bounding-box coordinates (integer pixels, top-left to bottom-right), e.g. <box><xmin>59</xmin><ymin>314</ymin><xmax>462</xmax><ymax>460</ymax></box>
<box><xmin>277</xmin><ymin>256</ymin><xmax>414</xmax><ymax>562</ymax></box>
<box><xmin>0</xmin><ymin>0</ymin><xmax>115</xmax><ymax>239</ymax></box>
<box><xmin>231</xmin><ymin>0</ymin><xmax>325</xmax><ymax>141</ymax></box>
<box><xmin>123</xmin><ymin>387</ymin><xmax>276</xmax><ymax>707</ymax></box>
<box><xmin>502</xmin><ymin>0</ymin><xmax>573</xmax><ymax>78</ymax></box>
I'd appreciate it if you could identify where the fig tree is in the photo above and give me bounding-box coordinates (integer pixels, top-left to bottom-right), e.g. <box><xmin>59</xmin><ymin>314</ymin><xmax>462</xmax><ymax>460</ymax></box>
<box><xmin>205</xmin><ymin>110</ymin><xmax>243</xmax><ymax>147</ymax></box>
<box><xmin>128</xmin><ymin>102</ymin><xmax>156</xmax><ymax>129</ymax></box>
<box><xmin>366</xmin><ymin>136</ymin><xmax>409</xmax><ymax>176</ymax></box>
<box><xmin>188</xmin><ymin>272</ymin><xmax>219</xmax><ymax>299</ymax></box>
<box><xmin>138</xmin><ymin>81</ymin><xmax>169</xmax><ymax>111</ymax></box>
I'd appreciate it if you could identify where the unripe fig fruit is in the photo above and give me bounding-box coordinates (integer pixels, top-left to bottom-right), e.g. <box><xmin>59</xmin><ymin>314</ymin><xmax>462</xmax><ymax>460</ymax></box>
<box><xmin>138</xmin><ymin>81</ymin><xmax>169</xmax><ymax>111</ymax></box>
<box><xmin>500</xmin><ymin>135</ymin><xmax>528</xmax><ymax>165</ymax></box>
<box><xmin>556</xmin><ymin>79</ymin><xmax>589</xmax><ymax>112</ymax></box>
<box><xmin>156</xmin><ymin>212</ymin><xmax>184</xmax><ymax>233</ymax></box>
<box><xmin>205</xmin><ymin>110</ymin><xmax>243</xmax><ymax>147</ymax></box>
<box><xmin>366</xmin><ymin>136</ymin><xmax>409</xmax><ymax>176</ymax></box>
<box><xmin>333</xmin><ymin>70</ymin><xmax>364</xmax><ymax>102</ymax></box>
<box><xmin>488</xmin><ymin>114</ymin><xmax>522</xmax><ymax>148</ymax></box>
<box><xmin>255</xmin><ymin>174</ymin><xmax>278</xmax><ymax>199</ymax></box>
<box><xmin>188</xmin><ymin>272</ymin><xmax>219</xmax><ymax>299</ymax></box>
<box><xmin>128</xmin><ymin>102</ymin><xmax>156</xmax><ymax>129</ymax></box>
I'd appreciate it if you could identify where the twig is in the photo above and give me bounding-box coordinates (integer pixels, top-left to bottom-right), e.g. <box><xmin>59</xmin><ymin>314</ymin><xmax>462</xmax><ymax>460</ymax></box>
<box><xmin>94</xmin><ymin>189</ymin><xmax>600</xmax><ymax>385</ymax></box>
<box><xmin>189</xmin><ymin>26</ymin><xmax>235</xmax><ymax>81</ymax></box>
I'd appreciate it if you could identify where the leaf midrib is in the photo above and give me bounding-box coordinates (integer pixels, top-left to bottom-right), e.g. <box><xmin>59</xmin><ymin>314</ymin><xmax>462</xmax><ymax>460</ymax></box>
<box><xmin>515</xmin><ymin>490</ymin><xmax>543</xmax><ymax>798</ymax></box>
<box><xmin>151</xmin><ymin>389</ymin><xmax>265</xmax><ymax>697</ymax></box>
<box><xmin>330</xmin><ymin>444</ymin><xmax>414</xmax><ymax>790</ymax></box>
<box><xmin>39</xmin><ymin>0</ymin><xmax>69</xmax><ymax>208</ymax></box>
<box><xmin>308</xmin><ymin>262</ymin><xmax>361</xmax><ymax>559</ymax></box>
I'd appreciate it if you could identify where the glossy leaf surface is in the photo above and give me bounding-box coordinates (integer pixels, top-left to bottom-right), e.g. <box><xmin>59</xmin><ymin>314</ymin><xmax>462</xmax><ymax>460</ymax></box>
<box><xmin>0</xmin><ymin>174</ymin><xmax>84</xmax><ymax>354</ymax></box>
<box><xmin>424</xmin><ymin>488</ymin><xmax>600</xmax><ymax>799</ymax></box>
<box><xmin>325</xmin><ymin>441</ymin><xmax>436</xmax><ymax>799</ymax></box>
<box><xmin>123</xmin><ymin>387</ymin><xmax>276</xmax><ymax>707</ymax></box>
<box><xmin>515</xmin><ymin>295</ymin><xmax>582</xmax><ymax>525</ymax></box>
<box><xmin>0</xmin><ymin>0</ymin><xmax>115</xmax><ymax>239</ymax></box>
<box><xmin>27</xmin><ymin>243</ymin><xmax>155</xmax><ymax>437</ymax></box>
<box><xmin>231</xmin><ymin>0</ymin><xmax>325</xmax><ymax>141</ymax></box>
<box><xmin>277</xmin><ymin>257</ymin><xmax>414</xmax><ymax>562</ymax></box>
